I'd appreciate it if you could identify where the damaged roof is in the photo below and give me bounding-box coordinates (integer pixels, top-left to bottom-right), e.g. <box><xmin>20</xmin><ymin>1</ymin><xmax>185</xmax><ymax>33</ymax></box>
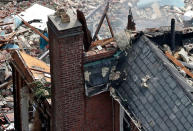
<box><xmin>19</xmin><ymin>51</ymin><xmax>50</xmax><ymax>82</ymax></box>
<box><xmin>11</xmin><ymin>50</ymin><xmax>50</xmax><ymax>83</ymax></box>
<box><xmin>114</xmin><ymin>35</ymin><xmax>193</xmax><ymax>130</ymax></box>
<box><xmin>11</xmin><ymin>50</ymin><xmax>51</xmax><ymax>106</ymax></box>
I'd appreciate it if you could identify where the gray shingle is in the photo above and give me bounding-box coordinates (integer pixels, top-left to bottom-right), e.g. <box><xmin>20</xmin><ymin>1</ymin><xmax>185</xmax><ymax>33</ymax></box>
<box><xmin>155</xmin><ymin>118</ymin><xmax>162</xmax><ymax>125</ymax></box>
<box><xmin>176</xmin><ymin>110</ymin><xmax>183</xmax><ymax>119</ymax></box>
<box><xmin>169</xmin><ymin>113</ymin><xmax>176</xmax><ymax>120</ymax></box>
<box><xmin>158</xmin><ymin>64</ymin><xmax>164</xmax><ymax>72</ymax></box>
<box><xmin>160</xmin><ymin>89</ymin><xmax>167</xmax><ymax>98</ymax></box>
<box><xmin>173</xmin><ymin>106</ymin><xmax>179</xmax><ymax>113</ymax></box>
<box><xmin>169</xmin><ymin>79</ymin><xmax>177</xmax><ymax>89</ymax></box>
<box><xmin>149</xmin><ymin>55</ymin><xmax>156</xmax><ymax>63</ymax></box>
<box><xmin>184</xmin><ymin>122</ymin><xmax>192</xmax><ymax>130</ymax></box>
<box><xmin>177</xmin><ymin>123</ymin><xmax>185</xmax><ymax>130</ymax></box>
<box><xmin>189</xmin><ymin>127</ymin><xmax>193</xmax><ymax>131</ymax></box>
<box><xmin>175</xmin><ymin>99</ymin><xmax>181</xmax><ymax>107</ymax></box>
<box><xmin>158</xmin><ymin>107</ymin><xmax>165</xmax><ymax>117</ymax></box>
<box><xmin>187</xmin><ymin>115</ymin><xmax>193</xmax><ymax>123</ymax></box>
<box><xmin>162</xmin><ymin>70</ymin><xmax>170</xmax><ymax>79</ymax></box>
<box><xmin>167</xmin><ymin>88</ymin><xmax>174</xmax><ymax>96</ymax></box>
<box><xmin>142</xmin><ymin>46</ymin><xmax>151</xmax><ymax>56</ymax></box>
<box><xmin>141</xmin><ymin>63</ymin><xmax>148</xmax><ymax>72</ymax></box>
<box><xmin>160</xmin><ymin>122</ymin><xmax>168</xmax><ymax>130</ymax></box>
<box><xmin>147</xmin><ymin>94</ymin><xmax>154</xmax><ymax>103</ymax></box>
<box><xmin>153</xmin><ymin>125</ymin><xmax>160</xmax><ymax>131</ymax></box>
<box><xmin>151</xmin><ymin>110</ymin><xmax>159</xmax><ymax>119</ymax></box>
<box><xmin>179</xmin><ymin>104</ymin><xmax>185</xmax><ymax>111</ymax></box>
<box><xmin>115</xmin><ymin>36</ymin><xmax>193</xmax><ymax>131</ymax></box>
<box><xmin>180</xmin><ymin>116</ymin><xmax>187</xmax><ymax>125</ymax></box>
<box><xmin>182</xmin><ymin>108</ymin><xmax>189</xmax><ymax>117</ymax></box>
<box><xmin>173</xmin><ymin>118</ymin><xmax>180</xmax><ymax>126</ymax></box>
<box><xmin>171</xmin><ymin>94</ymin><xmax>178</xmax><ymax>101</ymax></box>
<box><xmin>174</xmin><ymin>87</ymin><xmax>184</xmax><ymax>98</ymax></box>
<box><xmin>189</xmin><ymin>106</ymin><xmax>193</xmax><ymax>115</ymax></box>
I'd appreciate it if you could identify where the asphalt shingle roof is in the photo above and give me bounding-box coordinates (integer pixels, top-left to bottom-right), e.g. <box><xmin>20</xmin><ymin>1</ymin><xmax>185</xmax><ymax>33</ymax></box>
<box><xmin>115</xmin><ymin>35</ymin><xmax>193</xmax><ymax>131</ymax></box>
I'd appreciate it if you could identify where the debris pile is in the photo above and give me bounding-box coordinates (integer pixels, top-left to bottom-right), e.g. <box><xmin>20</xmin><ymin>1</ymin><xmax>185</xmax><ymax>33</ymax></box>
<box><xmin>1</xmin><ymin>0</ymin><xmax>193</xmax><ymax>130</ymax></box>
<box><xmin>0</xmin><ymin>94</ymin><xmax>14</xmax><ymax>131</ymax></box>
<box><xmin>0</xmin><ymin>1</ymin><xmax>56</xmax><ymax>52</ymax></box>
<box><xmin>164</xmin><ymin>39</ymin><xmax>193</xmax><ymax>87</ymax></box>
<box><xmin>0</xmin><ymin>1</ymin><xmax>55</xmax><ymax>130</ymax></box>
<box><xmin>0</xmin><ymin>55</ymin><xmax>13</xmax><ymax>131</ymax></box>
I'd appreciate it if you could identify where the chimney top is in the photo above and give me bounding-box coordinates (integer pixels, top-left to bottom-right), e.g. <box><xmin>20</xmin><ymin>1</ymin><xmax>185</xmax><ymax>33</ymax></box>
<box><xmin>48</xmin><ymin>9</ymin><xmax>81</xmax><ymax>31</ymax></box>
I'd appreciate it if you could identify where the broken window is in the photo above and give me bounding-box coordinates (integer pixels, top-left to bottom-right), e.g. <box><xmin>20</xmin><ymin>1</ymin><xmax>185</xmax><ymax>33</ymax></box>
<box><xmin>84</xmin><ymin>56</ymin><xmax>118</xmax><ymax>96</ymax></box>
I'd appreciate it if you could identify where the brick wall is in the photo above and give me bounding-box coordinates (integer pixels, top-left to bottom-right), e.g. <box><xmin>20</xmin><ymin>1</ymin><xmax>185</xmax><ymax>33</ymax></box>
<box><xmin>48</xmin><ymin>16</ymin><xmax>85</xmax><ymax>130</ymax></box>
<box><xmin>114</xmin><ymin>101</ymin><xmax>120</xmax><ymax>131</ymax></box>
<box><xmin>83</xmin><ymin>92</ymin><xmax>119</xmax><ymax>131</ymax></box>
<box><xmin>48</xmin><ymin>14</ymin><xmax>120</xmax><ymax>131</ymax></box>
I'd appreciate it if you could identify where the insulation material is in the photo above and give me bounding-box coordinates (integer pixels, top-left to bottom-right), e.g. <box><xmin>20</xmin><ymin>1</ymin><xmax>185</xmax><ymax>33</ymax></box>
<box><xmin>18</xmin><ymin>4</ymin><xmax>55</xmax><ymax>30</ymax></box>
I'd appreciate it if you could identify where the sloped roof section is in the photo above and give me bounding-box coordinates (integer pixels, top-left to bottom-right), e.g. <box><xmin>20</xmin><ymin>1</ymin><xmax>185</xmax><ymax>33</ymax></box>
<box><xmin>114</xmin><ymin>35</ymin><xmax>193</xmax><ymax>131</ymax></box>
<box><xmin>20</xmin><ymin>51</ymin><xmax>50</xmax><ymax>82</ymax></box>
<box><xmin>12</xmin><ymin>50</ymin><xmax>50</xmax><ymax>83</ymax></box>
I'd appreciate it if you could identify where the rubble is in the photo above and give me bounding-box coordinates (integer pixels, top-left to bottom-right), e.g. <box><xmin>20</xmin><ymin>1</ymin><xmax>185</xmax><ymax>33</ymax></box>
<box><xmin>178</xmin><ymin>48</ymin><xmax>189</xmax><ymax>62</ymax></box>
<box><xmin>0</xmin><ymin>1</ymin><xmax>55</xmax><ymax>130</ymax></box>
<box><xmin>0</xmin><ymin>0</ymin><xmax>193</xmax><ymax>130</ymax></box>
<box><xmin>183</xmin><ymin>10</ymin><xmax>193</xmax><ymax>21</ymax></box>
<box><xmin>141</xmin><ymin>75</ymin><xmax>151</xmax><ymax>88</ymax></box>
<box><xmin>0</xmin><ymin>0</ymin><xmax>58</xmax><ymax>52</ymax></box>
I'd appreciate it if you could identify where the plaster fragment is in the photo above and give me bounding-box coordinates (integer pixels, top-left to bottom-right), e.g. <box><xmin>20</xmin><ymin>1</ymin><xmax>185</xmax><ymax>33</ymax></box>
<box><xmin>84</xmin><ymin>71</ymin><xmax>91</xmax><ymax>81</ymax></box>
<box><xmin>141</xmin><ymin>75</ymin><xmax>151</xmax><ymax>88</ymax></box>
<box><xmin>102</xmin><ymin>67</ymin><xmax>109</xmax><ymax>77</ymax></box>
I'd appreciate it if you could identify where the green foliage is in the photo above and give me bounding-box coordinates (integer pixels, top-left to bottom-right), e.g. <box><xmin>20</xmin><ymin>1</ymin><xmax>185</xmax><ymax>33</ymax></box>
<box><xmin>30</xmin><ymin>80</ymin><xmax>51</xmax><ymax>100</ymax></box>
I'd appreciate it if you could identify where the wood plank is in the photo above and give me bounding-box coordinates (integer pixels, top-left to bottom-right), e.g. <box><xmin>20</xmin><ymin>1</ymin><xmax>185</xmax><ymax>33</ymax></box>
<box><xmin>90</xmin><ymin>37</ymin><xmax>114</xmax><ymax>48</ymax></box>
<box><xmin>165</xmin><ymin>51</ymin><xmax>193</xmax><ymax>78</ymax></box>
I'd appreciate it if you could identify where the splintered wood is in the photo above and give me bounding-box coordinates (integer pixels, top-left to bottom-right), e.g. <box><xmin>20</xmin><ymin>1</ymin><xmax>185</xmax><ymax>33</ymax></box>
<box><xmin>165</xmin><ymin>51</ymin><xmax>193</xmax><ymax>79</ymax></box>
<box><xmin>0</xmin><ymin>32</ymin><xmax>16</xmax><ymax>42</ymax></box>
<box><xmin>17</xmin><ymin>15</ymin><xmax>49</xmax><ymax>42</ymax></box>
<box><xmin>90</xmin><ymin>37</ymin><xmax>114</xmax><ymax>48</ymax></box>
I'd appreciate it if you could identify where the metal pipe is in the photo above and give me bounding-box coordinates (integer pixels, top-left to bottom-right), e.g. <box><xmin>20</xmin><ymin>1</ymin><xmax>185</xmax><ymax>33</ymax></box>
<box><xmin>127</xmin><ymin>7</ymin><xmax>136</xmax><ymax>31</ymax></box>
<box><xmin>39</xmin><ymin>50</ymin><xmax>49</xmax><ymax>60</ymax></box>
<box><xmin>171</xmin><ymin>18</ymin><xmax>175</xmax><ymax>50</ymax></box>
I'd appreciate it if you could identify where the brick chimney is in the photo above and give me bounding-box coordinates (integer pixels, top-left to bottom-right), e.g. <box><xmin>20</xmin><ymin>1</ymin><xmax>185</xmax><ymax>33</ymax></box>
<box><xmin>47</xmin><ymin>10</ymin><xmax>85</xmax><ymax>130</ymax></box>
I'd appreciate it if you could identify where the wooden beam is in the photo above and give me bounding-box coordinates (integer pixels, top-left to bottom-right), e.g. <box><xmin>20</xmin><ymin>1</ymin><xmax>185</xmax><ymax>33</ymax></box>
<box><xmin>17</xmin><ymin>15</ymin><xmax>49</xmax><ymax>42</ymax></box>
<box><xmin>0</xmin><ymin>22</ymin><xmax>13</xmax><ymax>26</ymax></box>
<box><xmin>165</xmin><ymin>51</ymin><xmax>193</xmax><ymax>78</ymax></box>
<box><xmin>92</xmin><ymin>2</ymin><xmax>109</xmax><ymax>41</ymax></box>
<box><xmin>106</xmin><ymin>14</ymin><xmax>114</xmax><ymax>37</ymax></box>
<box><xmin>30</xmin><ymin>67</ymin><xmax>50</xmax><ymax>74</ymax></box>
